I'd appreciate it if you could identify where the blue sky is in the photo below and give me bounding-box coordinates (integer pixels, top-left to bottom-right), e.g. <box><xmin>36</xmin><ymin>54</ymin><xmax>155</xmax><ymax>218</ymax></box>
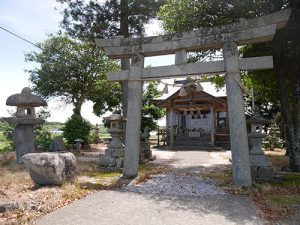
<box><xmin>0</xmin><ymin>0</ymin><xmax>175</xmax><ymax>124</ymax></box>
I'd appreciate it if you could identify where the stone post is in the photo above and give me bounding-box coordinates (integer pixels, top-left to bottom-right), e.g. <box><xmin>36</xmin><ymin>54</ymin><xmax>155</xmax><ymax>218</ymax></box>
<box><xmin>123</xmin><ymin>52</ymin><xmax>144</xmax><ymax>178</ymax></box>
<box><xmin>223</xmin><ymin>42</ymin><xmax>252</xmax><ymax>187</ymax></box>
<box><xmin>175</xmin><ymin>49</ymin><xmax>187</xmax><ymax>65</ymax></box>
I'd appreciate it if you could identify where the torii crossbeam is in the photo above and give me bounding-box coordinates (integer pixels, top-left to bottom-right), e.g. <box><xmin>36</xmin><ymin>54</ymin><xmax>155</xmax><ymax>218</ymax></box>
<box><xmin>96</xmin><ymin>9</ymin><xmax>291</xmax><ymax>187</ymax></box>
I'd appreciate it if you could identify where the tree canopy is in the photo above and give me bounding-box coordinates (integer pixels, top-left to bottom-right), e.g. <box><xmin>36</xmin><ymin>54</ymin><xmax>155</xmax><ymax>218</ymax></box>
<box><xmin>141</xmin><ymin>81</ymin><xmax>165</xmax><ymax>131</ymax></box>
<box><xmin>25</xmin><ymin>35</ymin><xmax>121</xmax><ymax>116</ymax></box>
<box><xmin>57</xmin><ymin>0</ymin><xmax>167</xmax><ymax>39</ymax></box>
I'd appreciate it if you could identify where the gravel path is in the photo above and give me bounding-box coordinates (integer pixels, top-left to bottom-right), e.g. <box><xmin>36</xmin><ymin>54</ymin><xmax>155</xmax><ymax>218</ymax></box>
<box><xmin>124</xmin><ymin>174</ymin><xmax>227</xmax><ymax>197</ymax></box>
<box><xmin>37</xmin><ymin>150</ymin><xmax>262</xmax><ymax>225</ymax></box>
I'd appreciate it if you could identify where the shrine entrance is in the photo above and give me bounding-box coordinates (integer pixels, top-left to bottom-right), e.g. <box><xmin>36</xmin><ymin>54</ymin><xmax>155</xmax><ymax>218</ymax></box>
<box><xmin>96</xmin><ymin>9</ymin><xmax>290</xmax><ymax>187</ymax></box>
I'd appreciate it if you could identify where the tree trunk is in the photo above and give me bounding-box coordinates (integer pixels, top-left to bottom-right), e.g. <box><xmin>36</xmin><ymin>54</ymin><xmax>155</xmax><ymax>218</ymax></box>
<box><xmin>73</xmin><ymin>100</ymin><xmax>83</xmax><ymax>116</ymax></box>
<box><xmin>273</xmin><ymin>7</ymin><xmax>300</xmax><ymax>171</ymax></box>
<box><xmin>120</xmin><ymin>0</ymin><xmax>130</xmax><ymax>118</ymax></box>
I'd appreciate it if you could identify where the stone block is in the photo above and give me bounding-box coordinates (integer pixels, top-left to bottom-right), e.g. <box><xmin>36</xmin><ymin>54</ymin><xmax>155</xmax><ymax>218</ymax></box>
<box><xmin>251</xmin><ymin>166</ymin><xmax>258</xmax><ymax>178</ymax></box>
<box><xmin>14</xmin><ymin>125</ymin><xmax>35</xmax><ymax>163</ymax></box>
<box><xmin>116</xmin><ymin>158</ymin><xmax>124</xmax><ymax>168</ymax></box>
<box><xmin>249</xmin><ymin>154</ymin><xmax>269</xmax><ymax>167</ymax></box>
<box><xmin>49</xmin><ymin>137</ymin><xmax>66</xmax><ymax>152</ymax></box>
<box><xmin>111</xmin><ymin>148</ymin><xmax>125</xmax><ymax>158</ymax></box>
<box><xmin>22</xmin><ymin>152</ymin><xmax>77</xmax><ymax>186</ymax></box>
<box><xmin>99</xmin><ymin>156</ymin><xmax>116</xmax><ymax>167</ymax></box>
<box><xmin>257</xmin><ymin>167</ymin><xmax>274</xmax><ymax>180</ymax></box>
<box><xmin>104</xmin><ymin>149</ymin><xmax>111</xmax><ymax>156</ymax></box>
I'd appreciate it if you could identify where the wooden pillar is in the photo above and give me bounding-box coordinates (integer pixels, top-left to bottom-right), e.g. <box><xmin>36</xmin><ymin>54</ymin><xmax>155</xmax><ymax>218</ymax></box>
<box><xmin>169</xmin><ymin>107</ymin><xmax>174</xmax><ymax>147</ymax></box>
<box><xmin>123</xmin><ymin>52</ymin><xmax>144</xmax><ymax>178</ymax></box>
<box><xmin>210</xmin><ymin>106</ymin><xmax>215</xmax><ymax>147</ymax></box>
<box><xmin>223</xmin><ymin>41</ymin><xmax>252</xmax><ymax>187</ymax></box>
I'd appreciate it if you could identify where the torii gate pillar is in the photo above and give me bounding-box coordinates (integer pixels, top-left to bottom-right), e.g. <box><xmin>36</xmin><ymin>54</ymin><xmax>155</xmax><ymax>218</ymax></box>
<box><xmin>123</xmin><ymin>53</ymin><xmax>144</xmax><ymax>178</ymax></box>
<box><xmin>223</xmin><ymin>42</ymin><xmax>252</xmax><ymax>186</ymax></box>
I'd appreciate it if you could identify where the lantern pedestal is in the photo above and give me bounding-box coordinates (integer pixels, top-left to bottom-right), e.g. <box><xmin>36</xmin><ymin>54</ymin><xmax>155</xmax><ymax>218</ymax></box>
<box><xmin>247</xmin><ymin>111</ymin><xmax>273</xmax><ymax>180</ymax></box>
<box><xmin>99</xmin><ymin>114</ymin><xmax>126</xmax><ymax>171</ymax></box>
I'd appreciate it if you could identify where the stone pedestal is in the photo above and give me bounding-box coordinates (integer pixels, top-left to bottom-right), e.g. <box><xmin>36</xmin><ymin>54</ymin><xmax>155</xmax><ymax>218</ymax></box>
<box><xmin>99</xmin><ymin>114</ymin><xmax>126</xmax><ymax>171</ymax></box>
<box><xmin>248</xmin><ymin>133</ymin><xmax>274</xmax><ymax>180</ymax></box>
<box><xmin>14</xmin><ymin>125</ymin><xmax>35</xmax><ymax>164</ymax></box>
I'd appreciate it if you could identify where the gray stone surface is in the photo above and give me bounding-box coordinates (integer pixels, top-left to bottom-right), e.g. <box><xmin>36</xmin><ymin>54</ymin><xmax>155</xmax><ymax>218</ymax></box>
<box><xmin>22</xmin><ymin>152</ymin><xmax>77</xmax><ymax>185</ymax></box>
<box><xmin>223</xmin><ymin>42</ymin><xmax>252</xmax><ymax>187</ymax></box>
<box><xmin>49</xmin><ymin>137</ymin><xmax>66</xmax><ymax>152</ymax></box>
<box><xmin>107</xmin><ymin>56</ymin><xmax>274</xmax><ymax>81</ymax></box>
<box><xmin>123</xmin><ymin>53</ymin><xmax>144</xmax><ymax>178</ymax></box>
<box><xmin>96</xmin><ymin>9</ymin><xmax>290</xmax><ymax>49</ymax></box>
<box><xmin>14</xmin><ymin>124</ymin><xmax>35</xmax><ymax>163</ymax></box>
<box><xmin>6</xmin><ymin>87</ymin><xmax>47</xmax><ymax>107</ymax></box>
<box><xmin>248</xmin><ymin>132</ymin><xmax>274</xmax><ymax>180</ymax></box>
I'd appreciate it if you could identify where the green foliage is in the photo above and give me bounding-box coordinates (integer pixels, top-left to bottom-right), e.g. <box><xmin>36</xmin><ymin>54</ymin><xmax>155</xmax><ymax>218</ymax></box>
<box><xmin>57</xmin><ymin>0</ymin><xmax>167</xmax><ymax>39</ymax></box>
<box><xmin>0</xmin><ymin>121</ymin><xmax>14</xmax><ymax>151</ymax></box>
<box><xmin>90</xmin><ymin>80</ymin><xmax>121</xmax><ymax>116</ymax></box>
<box><xmin>25</xmin><ymin>34</ymin><xmax>120</xmax><ymax>115</ymax></box>
<box><xmin>35</xmin><ymin>125</ymin><xmax>52</xmax><ymax>150</ymax></box>
<box><xmin>88</xmin><ymin>129</ymin><xmax>99</xmax><ymax>144</ymax></box>
<box><xmin>263</xmin><ymin>121</ymin><xmax>284</xmax><ymax>151</ymax></box>
<box><xmin>141</xmin><ymin>81</ymin><xmax>165</xmax><ymax>131</ymax></box>
<box><xmin>63</xmin><ymin>115</ymin><xmax>92</xmax><ymax>144</ymax></box>
<box><xmin>159</xmin><ymin>0</ymin><xmax>288</xmax><ymax>33</ymax></box>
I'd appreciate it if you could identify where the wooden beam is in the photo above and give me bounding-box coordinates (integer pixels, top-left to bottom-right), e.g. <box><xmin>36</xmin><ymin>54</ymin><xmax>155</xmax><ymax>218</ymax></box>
<box><xmin>174</xmin><ymin>104</ymin><xmax>211</xmax><ymax>109</ymax></box>
<box><xmin>107</xmin><ymin>56</ymin><xmax>273</xmax><ymax>81</ymax></box>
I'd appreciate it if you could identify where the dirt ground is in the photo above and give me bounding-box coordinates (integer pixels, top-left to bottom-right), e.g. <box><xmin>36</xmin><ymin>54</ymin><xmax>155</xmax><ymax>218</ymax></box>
<box><xmin>0</xmin><ymin>144</ymin><xmax>121</xmax><ymax>225</ymax></box>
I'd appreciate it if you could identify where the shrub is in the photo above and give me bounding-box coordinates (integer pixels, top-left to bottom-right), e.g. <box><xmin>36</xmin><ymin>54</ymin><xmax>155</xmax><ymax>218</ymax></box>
<box><xmin>0</xmin><ymin>121</ymin><xmax>14</xmax><ymax>151</ymax></box>
<box><xmin>63</xmin><ymin>115</ymin><xmax>91</xmax><ymax>144</ymax></box>
<box><xmin>35</xmin><ymin>125</ymin><xmax>52</xmax><ymax>150</ymax></box>
<box><xmin>262</xmin><ymin>121</ymin><xmax>284</xmax><ymax>151</ymax></box>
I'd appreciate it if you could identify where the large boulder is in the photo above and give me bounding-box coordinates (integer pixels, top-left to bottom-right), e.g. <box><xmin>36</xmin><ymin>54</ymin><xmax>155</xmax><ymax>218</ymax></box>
<box><xmin>22</xmin><ymin>152</ymin><xmax>77</xmax><ymax>186</ymax></box>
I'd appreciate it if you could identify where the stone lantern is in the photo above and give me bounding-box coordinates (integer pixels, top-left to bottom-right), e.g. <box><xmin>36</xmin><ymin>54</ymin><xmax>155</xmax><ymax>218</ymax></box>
<box><xmin>99</xmin><ymin>113</ymin><xmax>126</xmax><ymax>170</ymax></box>
<box><xmin>5</xmin><ymin>87</ymin><xmax>47</xmax><ymax>163</ymax></box>
<box><xmin>247</xmin><ymin>110</ymin><xmax>273</xmax><ymax>180</ymax></box>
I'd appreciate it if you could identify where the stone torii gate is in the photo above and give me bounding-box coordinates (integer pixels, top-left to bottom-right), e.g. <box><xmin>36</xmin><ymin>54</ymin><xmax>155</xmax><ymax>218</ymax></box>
<box><xmin>96</xmin><ymin>9</ymin><xmax>291</xmax><ymax>187</ymax></box>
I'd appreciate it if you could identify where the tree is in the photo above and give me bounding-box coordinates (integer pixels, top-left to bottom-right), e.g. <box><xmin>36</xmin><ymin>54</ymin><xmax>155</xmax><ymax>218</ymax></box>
<box><xmin>25</xmin><ymin>35</ymin><xmax>120</xmax><ymax>116</ymax></box>
<box><xmin>56</xmin><ymin>0</ymin><xmax>167</xmax><ymax>40</ymax></box>
<box><xmin>141</xmin><ymin>82</ymin><xmax>165</xmax><ymax>131</ymax></box>
<box><xmin>159</xmin><ymin>0</ymin><xmax>300</xmax><ymax>170</ymax></box>
<box><xmin>56</xmin><ymin>0</ymin><xmax>167</xmax><ymax>117</ymax></box>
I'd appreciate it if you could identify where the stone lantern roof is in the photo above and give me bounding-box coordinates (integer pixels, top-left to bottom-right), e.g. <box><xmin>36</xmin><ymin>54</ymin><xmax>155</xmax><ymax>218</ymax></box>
<box><xmin>246</xmin><ymin>108</ymin><xmax>270</xmax><ymax>125</ymax></box>
<box><xmin>104</xmin><ymin>114</ymin><xmax>127</xmax><ymax>122</ymax></box>
<box><xmin>6</xmin><ymin>87</ymin><xmax>47</xmax><ymax>107</ymax></box>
